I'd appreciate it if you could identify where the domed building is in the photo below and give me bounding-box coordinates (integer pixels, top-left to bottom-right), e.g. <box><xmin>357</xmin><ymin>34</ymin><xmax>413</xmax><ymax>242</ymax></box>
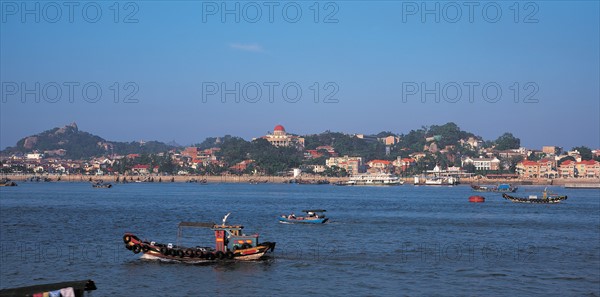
<box><xmin>259</xmin><ymin>124</ymin><xmax>305</xmax><ymax>148</ymax></box>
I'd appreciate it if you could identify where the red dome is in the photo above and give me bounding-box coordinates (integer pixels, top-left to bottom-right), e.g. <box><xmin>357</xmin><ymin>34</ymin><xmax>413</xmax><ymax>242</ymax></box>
<box><xmin>274</xmin><ymin>125</ymin><xmax>285</xmax><ymax>132</ymax></box>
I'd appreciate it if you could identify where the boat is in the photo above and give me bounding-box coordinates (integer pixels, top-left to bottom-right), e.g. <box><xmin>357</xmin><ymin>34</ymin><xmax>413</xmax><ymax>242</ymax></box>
<box><xmin>502</xmin><ymin>189</ymin><xmax>567</xmax><ymax>204</ymax></box>
<box><xmin>0</xmin><ymin>178</ymin><xmax>17</xmax><ymax>186</ymax></box>
<box><xmin>123</xmin><ymin>214</ymin><xmax>276</xmax><ymax>262</ymax></box>
<box><xmin>91</xmin><ymin>180</ymin><xmax>112</xmax><ymax>188</ymax></box>
<box><xmin>0</xmin><ymin>279</ymin><xmax>96</xmax><ymax>297</ymax></box>
<box><xmin>248</xmin><ymin>179</ymin><xmax>268</xmax><ymax>184</ymax></box>
<box><xmin>468</xmin><ymin>195</ymin><xmax>485</xmax><ymax>203</ymax></box>
<box><xmin>346</xmin><ymin>173</ymin><xmax>403</xmax><ymax>186</ymax></box>
<box><xmin>279</xmin><ymin>209</ymin><xmax>329</xmax><ymax>224</ymax></box>
<box><xmin>471</xmin><ymin>183</ymin><xmax>517</xmax><ymax>193</ymax></box>
<box><xmin>414</xmin><ymin>175</ymin><xmax>459</xmax><ymax>185</ymax></box>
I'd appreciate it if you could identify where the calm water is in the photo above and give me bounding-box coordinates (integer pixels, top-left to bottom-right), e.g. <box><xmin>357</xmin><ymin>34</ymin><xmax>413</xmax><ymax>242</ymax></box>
<box><xmin>1</xmin><ymin>183</ymin><xmax>599</xmax><ymax>296</ymax></box>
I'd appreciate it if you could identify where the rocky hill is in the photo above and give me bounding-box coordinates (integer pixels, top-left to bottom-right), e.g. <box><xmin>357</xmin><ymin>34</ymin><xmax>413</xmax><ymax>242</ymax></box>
<box><xmin>2</xmin><ymin>122</ymin><xmax>174</xmax><ymax>159</ymax></box>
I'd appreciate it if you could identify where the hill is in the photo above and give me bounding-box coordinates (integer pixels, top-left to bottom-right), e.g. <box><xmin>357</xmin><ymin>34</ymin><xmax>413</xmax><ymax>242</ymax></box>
<box><xmin>2</xmin><ymin>122</ymin><xmax>174</xmax><ymax>159</ymax></box>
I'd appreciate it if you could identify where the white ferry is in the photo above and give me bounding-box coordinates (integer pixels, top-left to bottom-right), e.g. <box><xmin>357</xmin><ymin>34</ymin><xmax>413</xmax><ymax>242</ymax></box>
<box><xmin>413</xmin><ymin>175</ymin><xmax>459</xmax><ymax>185</ymax></box>
<box><xmin>346</xmin><ymin>173</ymin><xmax>404</xmax><ymax>186</ymax></box>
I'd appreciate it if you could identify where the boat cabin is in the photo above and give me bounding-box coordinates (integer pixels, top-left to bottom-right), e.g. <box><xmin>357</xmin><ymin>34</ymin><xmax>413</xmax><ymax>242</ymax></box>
<box><xmin>176</xmin><ymin>221</ymin><xmax>259</xmax><ymax>253</ymax></box>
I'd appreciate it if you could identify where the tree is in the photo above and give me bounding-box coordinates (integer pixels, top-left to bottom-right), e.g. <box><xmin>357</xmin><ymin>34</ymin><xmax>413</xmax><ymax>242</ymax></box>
<box><xmin>572</xmin><ymin>146</ymin><xmax>593</xmax><ymax>160</ymax></box>
<box><xmin>494</xmin><ymin>133</ymin><xmax>520</xmax><ymax>150</ymax></box>
<box><xmin>558</xmin><ymin>156</ymin><xmax>576</xmax><ymax>166</ymax></box>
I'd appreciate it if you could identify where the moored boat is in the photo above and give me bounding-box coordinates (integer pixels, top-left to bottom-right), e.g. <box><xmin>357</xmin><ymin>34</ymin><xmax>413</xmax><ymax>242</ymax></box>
<box><xmin>502</xmin><ymin>189</ymin><xmax>567</xmax><ymax>204</ymax></box>
<box><xmin>123</xmin><ymin>214</ymin><xmax>275</xmax><ymax>263</ymax></box>
<box><xmin>347</xmin><ymin>173</ymin><xmax>403</xmax><ymax>186</ymax></box>
<box><xmin>91</xmin><ymin>180</ymin><xmax>112</xmax><ymax>188</ymax></box>
<box><xmin>414</xmin><ymin>175</ymin><xmax>459</xmax><ymax>185</ymax></box>
<box><xmin>471</xmin><ymin>183</ymin><xmax>517</xmax><ymax>193</ymax></box>
<box><xmin>279</xmin><ymin>209</ymin><xmax>328</xmax><ymax>224</ymax></box>
<box><xmin>0</xmin><ymin>178</ymin><xmax>17</xmax><ymax>186</ymax></box>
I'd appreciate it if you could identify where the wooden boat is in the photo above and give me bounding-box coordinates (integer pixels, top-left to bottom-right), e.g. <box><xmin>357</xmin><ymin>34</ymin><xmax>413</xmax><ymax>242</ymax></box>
<box><xmin>0</xmin><ymin>178</ymin><xmax>17</xmax><ymax>187</ymax></box>
<box><xmin>279</xmin><ymin>209</ymin><xmax>328</xmax><ymax>224</ymax></box>
<box><xmin>502</xmin><ymin>189</ymin><xmax>567</xmax><ymax>204</ymax></box>
<box><xmin>123</xmin><ymin>214</ymin><xmax>275</xmax><ymax>263</ymax></box>
<box><xmin>91</xmin><ymin>180</ymin><xmax>112</xmax><ymax>188</ymax></box>
<box><xmin>471</xmin><ymin>183</ymin><xmax>517</xmax><ymax>193</ymax></box>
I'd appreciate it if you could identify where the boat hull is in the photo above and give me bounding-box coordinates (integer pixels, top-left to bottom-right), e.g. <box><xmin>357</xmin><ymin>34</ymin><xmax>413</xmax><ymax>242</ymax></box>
<box><xmin>502</xmin><ymin>193</ymin><xmax>567</xmax><ymax>204</ymax></box>
<box><xmin>278</xmin><ymin>217</ymin><xmax>328</xmax><ymax>224</ymax></box>
<box><xmin>471</xmin><ymin>185</ymin><xmax>517</xmax><ymax>193</ymax></box>
<box><xmin>123</xmin><ymin>233</ymin><xmax>275</xmax><ymax>262</ymax></box>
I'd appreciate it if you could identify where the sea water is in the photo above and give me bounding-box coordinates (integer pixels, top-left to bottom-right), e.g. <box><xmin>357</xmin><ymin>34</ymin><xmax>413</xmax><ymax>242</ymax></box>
<box><xmin>1</xmin><ymin>183</ymin><xmax>598</xmax><ymax>296</ymax></box>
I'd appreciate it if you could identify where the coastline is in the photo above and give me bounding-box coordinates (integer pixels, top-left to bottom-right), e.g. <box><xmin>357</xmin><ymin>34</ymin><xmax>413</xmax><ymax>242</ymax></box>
<box><xmin>2</xmin><ymin>173</ymin><xmax>599</xmax><ymax>186</ymax></box>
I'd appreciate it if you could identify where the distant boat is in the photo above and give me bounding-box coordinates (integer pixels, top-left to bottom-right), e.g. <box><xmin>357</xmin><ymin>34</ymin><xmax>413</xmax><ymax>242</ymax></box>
<box><xmin>414</xmin><ymin>175</ymin><xmax>458</xmax><ymax>185</ymax></box>
<box><xmin>471</xmin><ymin>183</ymin><xmax>518</xmax><ymax>193</ymax></box>
<box><xmin>279</xmin><ymin>210</ymin><xmax>329</xmax><ymax>224</ymax></box>
<box><xmin>502</xmin><ymin>189</ymin><xmax>567</xmax><ymax>204</ymax></box>
<box><xmin>0</xmin><ymin>178</ymin><xmax>17</xmax><ymax>187</ymax></box>
<box><xmin>92</xmin><ymin>180</ymin><xmax>112</xmax><ymax>188</ymax></box>
<box><xmin>347</xmin><ymin>173</ymin><xmax>403</xmax><ymax>186</ymax></box>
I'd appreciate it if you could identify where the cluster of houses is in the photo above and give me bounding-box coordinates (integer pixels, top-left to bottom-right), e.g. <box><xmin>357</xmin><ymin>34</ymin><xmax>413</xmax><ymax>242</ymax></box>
<box><xmin>2</xmin><ymin>125</ymin><xmax>599</xmax><ymax>179</ymax></box>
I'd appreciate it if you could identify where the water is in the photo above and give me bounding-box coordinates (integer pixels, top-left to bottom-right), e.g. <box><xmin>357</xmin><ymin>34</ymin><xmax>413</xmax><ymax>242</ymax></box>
<box><xmin>1</xmin><ymin>183</ymin><xmax>599</xmax><ymax>296</ymax></box>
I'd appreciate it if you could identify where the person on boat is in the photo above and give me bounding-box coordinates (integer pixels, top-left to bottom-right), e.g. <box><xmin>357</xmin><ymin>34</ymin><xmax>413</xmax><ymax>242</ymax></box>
<box><xmin>288</xmin><ymin>213</ymin><xmax>296</xmax><ymax>219</ymax></box>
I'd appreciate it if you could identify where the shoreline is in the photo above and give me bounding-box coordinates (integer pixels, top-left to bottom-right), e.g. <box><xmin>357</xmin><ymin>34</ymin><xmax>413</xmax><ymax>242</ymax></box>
<box><xmin>2</xmin><ymin>174</ymin><xmax>599</xmax><ymax>186</ymax></box>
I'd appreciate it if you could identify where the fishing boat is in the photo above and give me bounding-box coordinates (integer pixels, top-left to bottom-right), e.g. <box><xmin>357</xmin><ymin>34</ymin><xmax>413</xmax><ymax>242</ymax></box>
<box><xmin>471</xmin><ymin>183</ymin><xmax>517</xmax><ymax>193</ymax></box>
<box><xmin>0</xmin><ymin>178</ymin><xmax>17</xmax><ymax>186</ymax></box>
<box><xmin>123</xmin><ymin>214</ymin><xmax>275</xmax><ymax>262</ymax></box>
<box><xmin>346</xmin><ymin>173</ymin><xmax>403</xmax><ymax>186</ymax></box>
<box><xmin>279</xmin><ymin>209</ymin><xmax>328</xmax><ymax>224</ymax></box>
<box><xmin>502</xmin><ymin>189</ymin><xmax>567</xmax><ymax>204</ymax></box>
<box><xmin>91</xmin><ymin>180</ymin><xmax>112</xmax><ymax>188</ymax></box>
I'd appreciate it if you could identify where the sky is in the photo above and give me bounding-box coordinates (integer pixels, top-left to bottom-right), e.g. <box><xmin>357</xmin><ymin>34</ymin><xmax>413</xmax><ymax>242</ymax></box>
<box><xmin>1</xmin><ymin>1</ymin><xmax>599</xmax><ymax>150</ymax></box>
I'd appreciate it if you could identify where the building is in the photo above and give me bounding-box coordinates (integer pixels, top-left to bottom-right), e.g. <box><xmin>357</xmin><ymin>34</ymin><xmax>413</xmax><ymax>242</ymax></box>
<box><xmin>393</xmin><ymin>157</ymin><xmax>416</xmax><ymax>172</ymax></box>
<box><xmin>575</xmin><ymin>160</ymin><xmax>600</xmax><ymax>178</ymax></box>
<box><xmin>367</xmin><ymin>160</ymin><xmax>393</xmax><ymax>173</ymax></box>
<box><xmin>542</xmin><ymin>146</ymin><xmax>561</xmax><ymax>155</ymax></box>
<box><xmin>516</xmin><ymin>160</ymin><xmax>540</xmax><ymax>178</ymax></box>
<box><xmin>462</xmin><ymin>157</ymin><xmax>500</xmax><ymax>171</ymax></box>
<box><xmin>259</xmin><ymin>125</ymin><xmax>304</xmax><ymax>148</ymax></box>
<box><xmin>559</xmin><ymin>160</ymin><xmax>576</xmax><ymax>178</ymax></box>
<box><xmin>326</xmin><ymin>156</ymin><xmax>364</xmax><ymax>175</ymax></box>
<box><xmin>230</xmin><ymin>160</ymin><xmax>254</xmax><ymax>172</ymax></box>
<box><xmin>379</xmin><ymin>135</ymin><xmax>400</xmax><ymax>146</ymax></box>
<box><xmin>131</xmin><ymin>165</ymin><xmax>150</xmax><ymax>175</ymax></box>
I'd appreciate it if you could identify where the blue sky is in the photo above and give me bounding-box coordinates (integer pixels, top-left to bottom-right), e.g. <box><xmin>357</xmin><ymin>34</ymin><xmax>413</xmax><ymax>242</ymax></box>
<box><xmin>1</xmin><ymin>1</ymin><xmax>599</xmax><ymax>150</ymax></box>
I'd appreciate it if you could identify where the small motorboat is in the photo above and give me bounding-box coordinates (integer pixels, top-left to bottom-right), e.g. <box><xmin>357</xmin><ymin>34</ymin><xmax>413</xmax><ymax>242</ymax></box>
<box><xmin>279</xmin><ymin>209</ymin><xmax>328</xmax><ymax>224</ymax></box>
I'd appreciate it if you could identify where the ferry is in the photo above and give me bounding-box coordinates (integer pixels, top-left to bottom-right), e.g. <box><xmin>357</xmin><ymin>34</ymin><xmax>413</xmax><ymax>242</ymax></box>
<box><xmin>123</xmin><ymin>214</ymin><xmax>275</xmax><ymax>262</ymax></box>
<box><xmin>346</xmin><ymin>173</ymin><xmax>404</xmax><ymax>186</ymax></box>
<box><xmin>414</xmin><ymin>175</ymin><xmax>459</xmax><ymax>185</ymax></box>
